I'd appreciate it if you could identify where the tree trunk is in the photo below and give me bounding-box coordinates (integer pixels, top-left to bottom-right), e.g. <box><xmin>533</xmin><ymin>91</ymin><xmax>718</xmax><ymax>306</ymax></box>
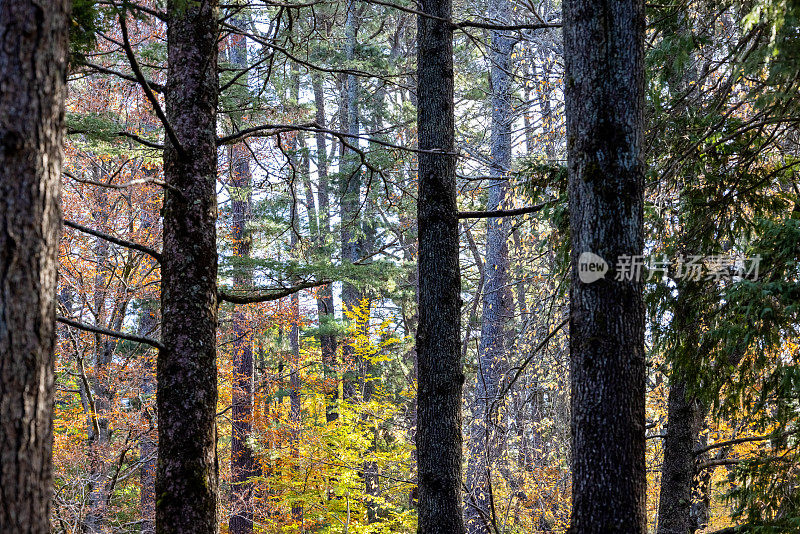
<box><xmin>563</xmin><ymin>0</ymin><xmax>647</xmax><ymax>529</ymax></box>
<box><xmin>289</xmin><ymin>194</ymin><xmax>303</xmax><ymax>524</ymax></box>
<box><xmin>465</xmin><ymin>2</ymin><xmax>514</xmax><ymax>529</ymax></box>
<box><xmin>657</xmin><ymin>379</ymin><xmax>706</xmax><ymax>534</ymax></box>
<box><xmin>0</xmin><ymin>1</ymin><xmax>68</xmax><ymax>532</ymax></box>
<box><xmin>139</xmin><ymin>300</ymin><xmax>158</xmax><ymax>534</ymax></box>
<box><xmin>227</xmin><ymin>20</ymin><xmax>259</xmax><ymax>534</ymax></box>
<box><xmin>340</xmin><ymin>0</ymin><xmax>362</xmax><ymax>401</ymax></box>
<box><xmin>85</xmin><ymin>172</ymin><xmax>113</xmax><ymax>534</ymax></box>
<box><xmin>138</xmin><ymin>171</ymin><xmax>159</xmax><ymax>534</ymax></box>
<box><xmin>157</xmin><ymin>1</ymin><xmax>220</xmax><ymax>532</ymax></box>
<box><xmin>416</xmin><ymin>0</ymin><xmax>465</xmax><ymax>529</ymax></box>
<box><xmin>311</xmin><ymin>73</ymin><xmax>339</xmax><ymax>423</ymax></box>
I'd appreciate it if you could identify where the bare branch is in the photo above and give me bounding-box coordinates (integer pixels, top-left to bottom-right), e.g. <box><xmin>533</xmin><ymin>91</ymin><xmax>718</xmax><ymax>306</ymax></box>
<box><xmin>119</xmin><ymin>14</ymin><xmax>185</xmax><ymax>158</ymax></box>
<box><xmin>57</xmin><ymin>315</ymin><xmax>164</xmax><ymax>350</ymax></box>
<box><xmin>76</xmin><ymin>60</ymin><xmax>164</xmax><ymax>92</ymax></box>
<box><xmin>64</xmin><ymin>219</ymin><xmax>162</xmax><ymax>263</ymax></box>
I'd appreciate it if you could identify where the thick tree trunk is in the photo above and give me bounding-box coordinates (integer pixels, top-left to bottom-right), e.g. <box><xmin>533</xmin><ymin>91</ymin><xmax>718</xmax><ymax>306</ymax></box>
<box><xmin>157</xmin><ymin>1</ymin><xmax>220</xmax><ymax>533</ymax></box>
<box><xmin>563</xmin><ymin>0</ymin><xmax>647</xmax><ymax>529</ymax></box>
<box><xmin>227</xmin><ymin>21</ymin><xmax>259</xmax><ymax>534</ymax></box>
<box><xmin>416</xmin><ymin>0</ymin><xmax>465</xmax><ymax>529</ymax></box>
<box><xmin>0</xmin><ymin>2</ymin><xmax>68</xmax><ymax>533</ymax></box>
<box><xmin>465</xmin><ymin>1</ymin><xmax>514</xmax><ymax>529</ymax></box>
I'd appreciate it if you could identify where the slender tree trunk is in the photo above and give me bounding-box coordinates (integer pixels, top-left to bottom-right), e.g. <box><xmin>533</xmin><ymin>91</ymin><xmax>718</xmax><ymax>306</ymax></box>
<box><xmin>465</xmin><ymin>1</ymin><xmax>514</xmax><ymax>530</ymax></box>
<box><xmin>227</xmin><ymin>20</ymin><xmax>259</xmax><ymax>534</ymax></box>
<box><xmin>656</xmin><ymin>22</ymin><xmax>712</xmax><ymax>534</ymax></box>
<box><xmin>85</xmin><ymin>173</ymin><xmax>113</xmax><ymax>534</ymax></box>
<box><xmin>0</xmin><ymin>2</ymin><xmax>68</xmax><ymax>532</ymax></box>
<box><xmin>416</xmin><ymin>0</ymin><xmax>464</xmax><ymax>529</ymax></box>
<box><xmin>157</xmin><ymin>1</ymin><xmax>220</xmax><ymax>532</ymax></box>
<box><xmin>289</xmin><ymin>194</ymin><xmax>304</xmax><ymax>525</ymax></box>
<box><xmin>340</xmin><ymin>0</ymin><xmax>362</xmax><ymax>401</ymax></box>
<box><xmin>657</xmin><ymin>378</ymin><xmax>706</xmax><ymax>534</ymax></box>
<box><xmin>138</xmin><ymin>171</ymin><xmax>159</xmax><ymax>534</ymax></box>
<box><xmin>312</xmin><ymin>73</ymin><xmax>339</xmax><ymax>423</ymax></box>
<box><xmin>139</xmin><ymin>300</ymin><xmax>158</xmax><ymax>534</ymax></box>
<box><xmin>563</xmin><ymin>0</ymin><xmax>646</xmax><ymax>529</ymax></box>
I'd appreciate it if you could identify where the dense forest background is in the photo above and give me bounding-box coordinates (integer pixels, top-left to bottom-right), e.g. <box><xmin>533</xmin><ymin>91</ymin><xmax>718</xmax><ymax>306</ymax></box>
<box><xmin>2</xmin><ymin>0</ymin><xmax>799</xmax><ymax>532</ymax></box>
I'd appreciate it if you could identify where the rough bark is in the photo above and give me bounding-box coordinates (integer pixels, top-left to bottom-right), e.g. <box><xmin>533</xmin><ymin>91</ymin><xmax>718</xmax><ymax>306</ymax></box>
<box><xmin>416</xmin><ymin>0</ymin><xmax>465</xmax><ymax>529</ymax></box>
<box><xmin>0</xmin><ymin>1</ymin><xmax>68</xmax><ymax>532</ymax></box>
<box><xmin>465</xmin><ymin>1</ymin><xmax>514</xmax><ymax>529</ymax></box>
<box><xmin>563</xmin><ymin>0</ymin><xmax>647</xmax><ymax>529</ymax></box>
<box><xmin>157</xmin><ymin>1</ymin><xmax>220</xmax><ymax>533</ymax></box>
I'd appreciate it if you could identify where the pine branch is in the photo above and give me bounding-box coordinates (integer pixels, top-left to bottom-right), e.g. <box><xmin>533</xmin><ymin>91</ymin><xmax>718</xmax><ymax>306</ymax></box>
<box><xmin>64</xmin><ymin>219</ymin><xmax>162</xmax><ymax>263</ymax></box>
<box><xmin>694</xmin><ymin>430</ymin><xmax>797</xmax><ymax>456</ymax></box>
<box><xmin>218</xmin><ymin>279</ymin><xmax>332</xmax><ymax>304</ymax></box>
<box><xmin>458</xmin><ymin>202</ymin><xmax>550</xmax><ymax>219</ymax></box>
<box><xmin>57</xmin><ymin>315</ymin><xmax>164</xmax><ymax>350</ymax></box>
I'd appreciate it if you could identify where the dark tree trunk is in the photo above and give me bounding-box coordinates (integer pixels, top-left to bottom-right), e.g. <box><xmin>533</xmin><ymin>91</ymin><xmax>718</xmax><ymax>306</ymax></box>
<box><xmin>563</xmin><ymin>0</ymin><xmax>647</xmax><ymax>529</ymax></box>
<box><xmin>157</xmin><ymin>1</ymin><xmax>220</xmax><ymax>533</ymax></box>
<box><xmin>416</xmin><ymin>0</ymin><xmax>465</xmax><ymax>529</ymax></box>
<box><xmin>657</xmin><ymin>282</ymin><xmax>742</xmax><ymax>534</ymax></box>
<box><xmin>227</xmin><ymin>20</ymin><xmax>259</xmax><ymax>534</ymax></box>
<box><xmin>0</xmin><ymin>1</ymin><xmax>68</xmax><ymax>532</ymax></box>
<box><xmin>465</xmin><ymin>1</ymin><xmax>514</xmax><ymax>530</ymax></box>
<box><xmin>657</xmin><ymin>380</ymin><xmax>706</xmax><ymax>534</ymax></box>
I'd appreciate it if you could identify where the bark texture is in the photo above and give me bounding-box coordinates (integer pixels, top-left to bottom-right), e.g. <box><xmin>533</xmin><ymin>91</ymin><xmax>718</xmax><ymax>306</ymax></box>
<box><xmin>416</xmin><ymin>0</ymin><xmax>465</xmax><ymax>529</ymax></box>
<box><xmin>157</xmin><ymin>1</ymin><xmax>220</xmax><ymax>533</ymax></box>
<box><xmin>563</xmin><ymin>0</ymin><xmax>647</xmax><ymax>529</ymax></box>
<box><xmin>0</xmin><ymin>1</ymin><xmax>68</xmax><ymax>532</ymax></box>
